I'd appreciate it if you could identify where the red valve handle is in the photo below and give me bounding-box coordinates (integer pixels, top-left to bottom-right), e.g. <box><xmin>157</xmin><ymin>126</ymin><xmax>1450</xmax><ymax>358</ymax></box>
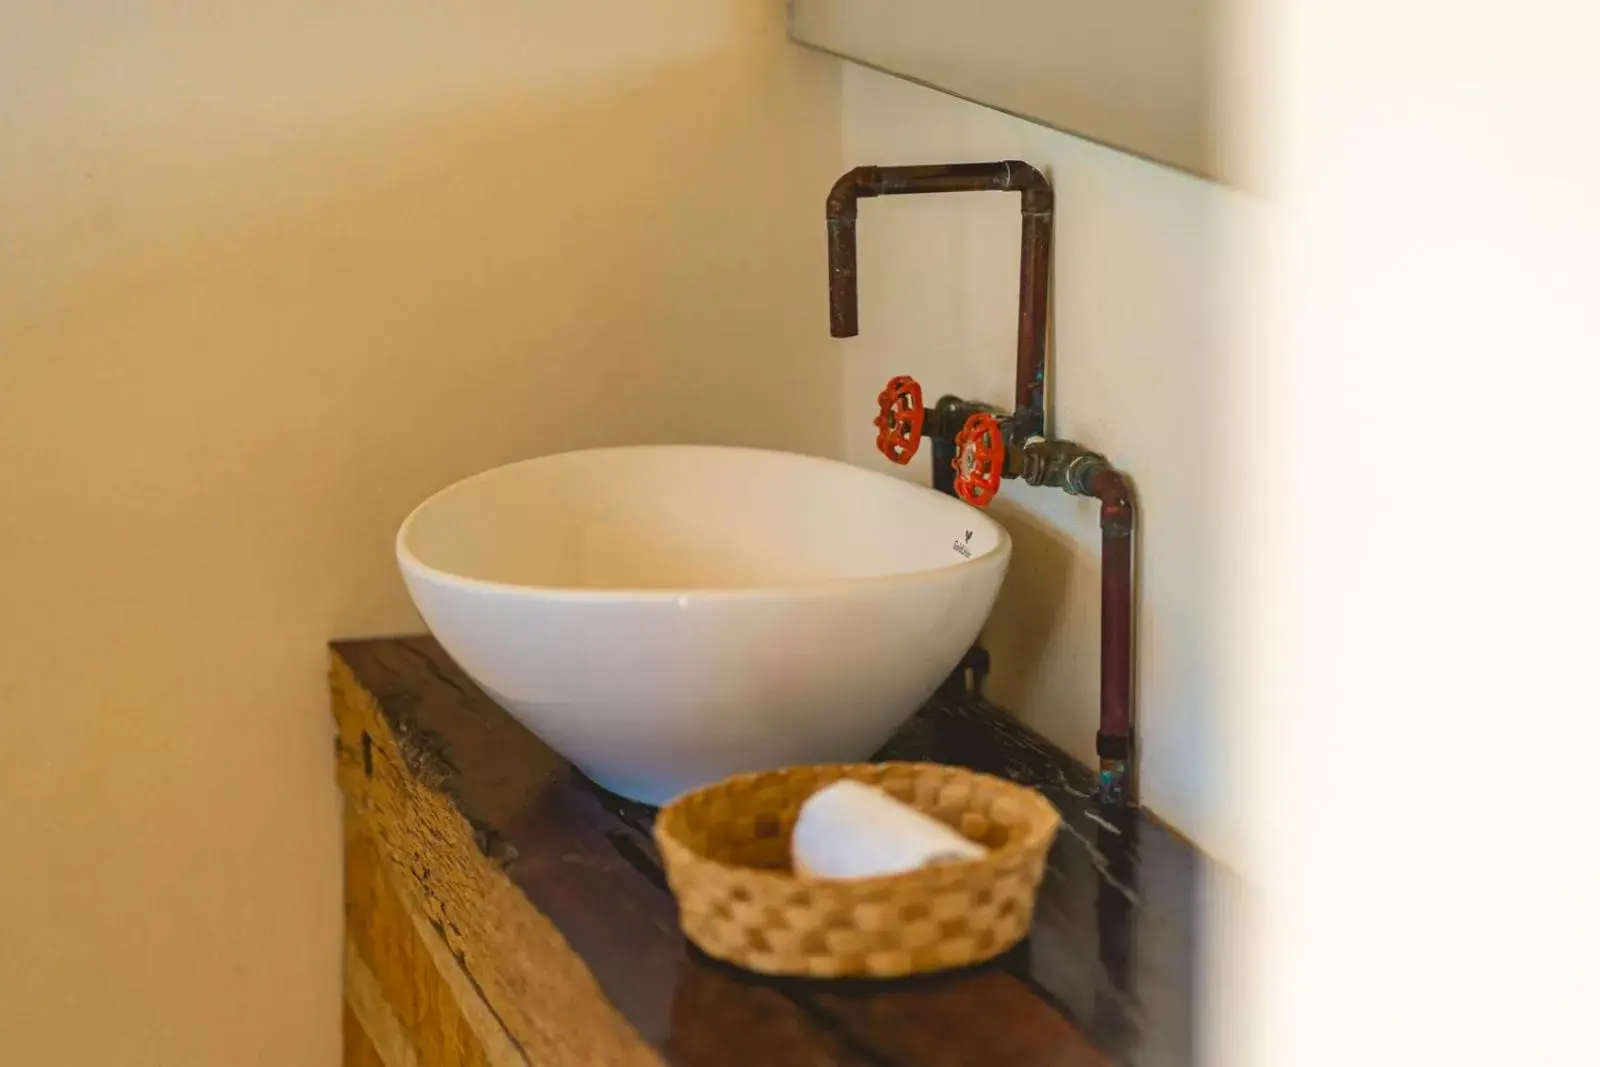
<box><xmin>874</xmin><ymin>375</ymin><xmax>925</xmax><ymax>465</ymax></box>
<box><xmin>953</xmin><ymin>412</ymin><xmax>1005</xmax><ymax>508</ymax></box>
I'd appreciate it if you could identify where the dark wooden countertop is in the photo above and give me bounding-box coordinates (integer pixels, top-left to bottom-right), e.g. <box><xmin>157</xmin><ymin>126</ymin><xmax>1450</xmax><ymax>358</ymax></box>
<box><xmin>334</xmin><ymin>636</ymin><xmax>1198</xmax><ymax>1067</ymax></box>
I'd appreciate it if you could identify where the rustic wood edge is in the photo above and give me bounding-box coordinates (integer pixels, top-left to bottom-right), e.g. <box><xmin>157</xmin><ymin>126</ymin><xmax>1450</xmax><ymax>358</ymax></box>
<box><xmin>334</xmin><ymin>649</ymin><xmax>663</xmax><ymax>1067</ymax></box>
<box><xmin>345</xmin><ymin>930</ymin><xmax>424</xmax><ymax>1067</ymax></box>
<box><xmin>345</xmin><ymin>806</ymin><xmax>532</xmax><ymax>1067</ymax></box>
<box><xmin>345</xmin><ymin>995</ymin><xmax>391</xmax><ymax>1067</ymax></box>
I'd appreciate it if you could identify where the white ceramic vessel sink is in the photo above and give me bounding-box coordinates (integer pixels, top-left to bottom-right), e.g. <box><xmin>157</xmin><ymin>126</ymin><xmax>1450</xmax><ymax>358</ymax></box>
<box><xmin>397</xmin><ymin>445</ymin><xmax>1010</xmax><ymax>804</ymax></box>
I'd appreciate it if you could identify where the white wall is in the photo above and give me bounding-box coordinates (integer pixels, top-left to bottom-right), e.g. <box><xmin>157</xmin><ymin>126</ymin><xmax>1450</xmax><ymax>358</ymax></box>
<box><xmin>1217</xmin><ymin>0</ymin><xmax>1600</xmax><ymax>1062</ymax></box>
<box><xmin>0</xmin><ymin>4</ymin><xmax>839</xmax><ymax>1063</ymax></box>
<box><xmin>840</xmin><ymin>64</ymin><xmax>1251</xmax><ymax>854</ymax></box>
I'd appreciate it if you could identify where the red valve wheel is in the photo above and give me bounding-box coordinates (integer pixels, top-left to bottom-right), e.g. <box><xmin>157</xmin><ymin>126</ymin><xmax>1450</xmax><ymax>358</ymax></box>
<box><xmin>953</xmin><ymin>412</ymin><xmax>1005</xmax><ymax>508</ymax></box>
<box><xmin>873</xmin><ymin>375</ymin><xmax>925</xmax><ymax>465</ymax></box>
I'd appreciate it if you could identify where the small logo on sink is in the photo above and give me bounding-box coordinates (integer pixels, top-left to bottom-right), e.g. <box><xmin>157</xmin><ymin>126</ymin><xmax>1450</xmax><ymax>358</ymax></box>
<box><xmin>952</xmin><ymin>530</ymin><xmax>974</xmax><ymax>558</ymax></box>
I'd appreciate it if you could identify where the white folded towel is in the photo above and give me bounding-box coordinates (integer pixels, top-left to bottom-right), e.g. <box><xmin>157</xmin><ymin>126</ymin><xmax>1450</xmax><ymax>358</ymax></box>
<box><xmin>790</xmin><ymin>779</ymin><xmax>987</xmax><ymax>880</ymax></box>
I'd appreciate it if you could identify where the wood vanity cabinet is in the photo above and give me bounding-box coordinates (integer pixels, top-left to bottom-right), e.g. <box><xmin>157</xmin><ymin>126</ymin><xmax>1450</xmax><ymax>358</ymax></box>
<box><xmin>334</xmin><ymin>636</ymin><xmax>1196</xmax><ymax>1066</ymax></box>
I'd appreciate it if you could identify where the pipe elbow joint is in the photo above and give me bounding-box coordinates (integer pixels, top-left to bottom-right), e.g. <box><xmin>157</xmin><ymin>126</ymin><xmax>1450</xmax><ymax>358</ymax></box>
<box><xmin>826</xmin><ymin>166</ymin><xmax>876</xmax><ymax>219</ymax></box>
<box><xmin>1003</xmin><ymin>160</ymin><xmax>1053</xmax><ymax>213</ymax></box>
<box><xmin>1092</xmin><ymin>469</ymin><xmax>1135</xmax><ymax>535</ymax></box>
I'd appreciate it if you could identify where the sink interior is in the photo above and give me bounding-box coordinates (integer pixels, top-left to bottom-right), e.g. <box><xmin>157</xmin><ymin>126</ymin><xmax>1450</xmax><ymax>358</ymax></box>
<box><xmin>400</xmin><ymin>445</ymin><xmax>1007</xmax><ymax>593</ymax></box>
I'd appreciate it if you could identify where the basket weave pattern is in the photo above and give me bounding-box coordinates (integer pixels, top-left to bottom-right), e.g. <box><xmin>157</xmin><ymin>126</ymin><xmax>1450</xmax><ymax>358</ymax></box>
<box><xmin>653</xmin><ymin>762</ymin><xmax>1062</xmax><ymax>978</ymax></box>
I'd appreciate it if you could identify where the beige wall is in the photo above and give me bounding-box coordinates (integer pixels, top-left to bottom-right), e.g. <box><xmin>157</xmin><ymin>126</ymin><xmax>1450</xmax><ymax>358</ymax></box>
<box><xmin>840</xmin><ymin>64</ymin><xmax>1251</xmax><ymax>856</ymax></box>
<box><xmin>0</xmin><ymin>3</ymin><xmax>839</xmax><ymax>1063</ymax></box>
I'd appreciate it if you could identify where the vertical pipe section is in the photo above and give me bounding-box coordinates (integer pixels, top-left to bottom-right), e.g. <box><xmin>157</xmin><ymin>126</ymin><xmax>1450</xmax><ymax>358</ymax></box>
<box><xmin>1091</xmin><ymin>469</ymin><xmax>1136</xmax><ymax>806</ymax></box>
<box><xmin>1017</xmin><ymin>441</ymin><xmax>1138</xmax><ymax>806</ymax></box>
<box><xmin>826</xmin><ymin>172</ymin><xmax>862</xmax><ymax>337</ymax></box>
<box><xmin>1014</xmin><ymin>191</ymin><xmax>1052</xmax><ymax>440</ymax></box>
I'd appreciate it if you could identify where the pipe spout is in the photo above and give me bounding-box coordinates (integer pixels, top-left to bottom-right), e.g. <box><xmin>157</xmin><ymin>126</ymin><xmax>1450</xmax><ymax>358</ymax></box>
<box><xmin>826</xmin><ymin>161</ymin><xmax>1054</xmax><ymax>436</ymax></box>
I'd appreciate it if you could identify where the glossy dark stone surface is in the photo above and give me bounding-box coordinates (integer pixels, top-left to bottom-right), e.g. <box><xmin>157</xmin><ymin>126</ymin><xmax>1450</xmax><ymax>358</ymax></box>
<box><xmin>336</xmin><ymin>635</ymin><xmax>1199</xmax><ymax>1066</ymax></box>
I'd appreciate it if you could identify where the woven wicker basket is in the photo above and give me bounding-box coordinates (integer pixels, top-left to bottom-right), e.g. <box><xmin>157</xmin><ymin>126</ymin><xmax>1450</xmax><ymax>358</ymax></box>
<box><xmin>653</xmin><ymin>761</ymin><xmax>1062</xmax><ymax>979</ymax></box>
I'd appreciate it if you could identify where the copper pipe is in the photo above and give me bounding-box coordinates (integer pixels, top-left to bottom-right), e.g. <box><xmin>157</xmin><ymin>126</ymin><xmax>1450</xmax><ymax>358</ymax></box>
<box><xmin>1090</xmin><ymin>468</ymin><xmax>1136</xmax><ymax>806</ymax></box>
<box><xmin>827</xmin><ymin>161</ymin><xmax>1053</xmax><ymax>439</ymax></box>
<box><xmin>1016</xmin><ymin>441</ymin><xmax>1137</xmax><ymax>806</ymax></box>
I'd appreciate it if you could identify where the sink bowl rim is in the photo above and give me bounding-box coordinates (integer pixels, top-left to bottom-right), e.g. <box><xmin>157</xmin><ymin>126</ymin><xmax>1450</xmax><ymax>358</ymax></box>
<box><xmin>396</xmin><ymin>444</ymin><xmax>1011</xmax><ymax>602</ymax></box>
